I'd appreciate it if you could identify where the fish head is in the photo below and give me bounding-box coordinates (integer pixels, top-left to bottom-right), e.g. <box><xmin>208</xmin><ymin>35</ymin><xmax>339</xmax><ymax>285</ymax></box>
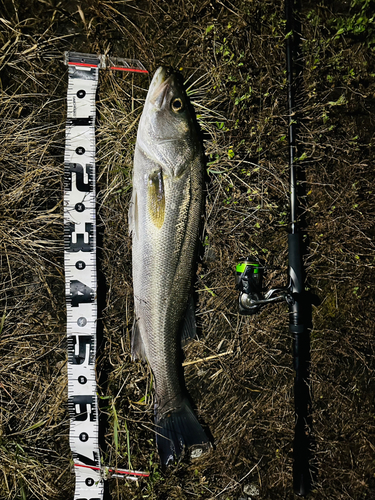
<box><xmin>136</xmin><ymin>67</ymin><xmax>201</xmax><ymax>177</ymax></box>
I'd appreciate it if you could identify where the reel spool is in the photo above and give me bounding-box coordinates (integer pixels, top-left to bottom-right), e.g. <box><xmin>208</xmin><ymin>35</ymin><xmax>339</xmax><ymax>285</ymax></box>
<box><xmin>235</xmin><ymin>258</ymin><xmax>264</xmax><ymax>315</ymax></box>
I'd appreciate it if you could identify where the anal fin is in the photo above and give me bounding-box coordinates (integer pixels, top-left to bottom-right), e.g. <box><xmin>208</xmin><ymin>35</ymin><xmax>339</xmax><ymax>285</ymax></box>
<box><xmin>131</xmin><ymin>319</ymin><xmax>147</xmax><ymax>361</ymax></box>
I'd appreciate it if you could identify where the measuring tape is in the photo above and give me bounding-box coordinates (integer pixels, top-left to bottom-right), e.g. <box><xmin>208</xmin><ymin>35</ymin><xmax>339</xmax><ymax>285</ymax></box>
<box><xmin>63</xmin><ymin>52</ymin><xmax>148</xmax><ymax>499</ymax></box>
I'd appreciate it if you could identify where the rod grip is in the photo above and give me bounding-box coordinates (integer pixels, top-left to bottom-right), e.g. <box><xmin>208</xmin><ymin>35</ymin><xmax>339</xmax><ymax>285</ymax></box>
<box><xmin>291</xmin><ymin>321</ymin><xmax>311</xmax><ymax>497</ymax></box>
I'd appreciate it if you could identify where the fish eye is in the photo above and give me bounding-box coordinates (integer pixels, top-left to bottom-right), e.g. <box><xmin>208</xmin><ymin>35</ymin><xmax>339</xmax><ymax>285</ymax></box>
<box><xmin>171</xmin><ymin>98</ymin><xmax>184</xmax><ymax>113</ymax></box>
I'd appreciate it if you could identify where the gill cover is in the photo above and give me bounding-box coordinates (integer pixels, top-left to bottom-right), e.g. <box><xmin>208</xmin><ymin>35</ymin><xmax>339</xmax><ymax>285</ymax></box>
<box><xmin>135</xmin><ymin>67</ymin><xmax>200</xmax><ymax>178</ymax></box>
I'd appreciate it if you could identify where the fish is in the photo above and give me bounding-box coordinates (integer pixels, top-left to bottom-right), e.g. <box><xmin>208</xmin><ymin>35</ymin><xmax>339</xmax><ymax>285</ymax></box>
<box><xmin>128</xmin><ymin>66</ymin><xmax>211</xmax><ymax>466</ymax></box>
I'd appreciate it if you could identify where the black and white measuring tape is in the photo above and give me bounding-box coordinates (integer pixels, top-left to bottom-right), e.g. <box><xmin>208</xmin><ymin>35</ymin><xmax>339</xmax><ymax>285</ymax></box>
<box><xmin>63</xmin><ymin>52</ymin><xmax>148</xmax><ymax>499</ymax></box>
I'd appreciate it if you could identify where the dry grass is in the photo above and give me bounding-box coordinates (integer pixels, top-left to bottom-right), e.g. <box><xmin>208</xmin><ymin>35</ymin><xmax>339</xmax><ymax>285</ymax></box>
<box><xmin>0</xmin><ymin>0</ymin><xmax>375</xmax><ymax>499</ymax></box>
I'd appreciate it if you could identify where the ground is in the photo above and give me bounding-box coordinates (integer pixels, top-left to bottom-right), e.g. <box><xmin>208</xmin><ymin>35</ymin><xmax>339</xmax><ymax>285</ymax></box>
<box><xmin>0</xmin><ymin>0</ymin><xmax>375</xmax><ymax>499</ymax></box>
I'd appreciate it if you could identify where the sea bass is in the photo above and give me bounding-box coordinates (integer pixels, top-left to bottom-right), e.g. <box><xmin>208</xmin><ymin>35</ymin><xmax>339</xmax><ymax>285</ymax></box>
<box><xmin>129</xmin><ymin>67</ymin><xmax>211</xmax><ymax>466</ymax></box>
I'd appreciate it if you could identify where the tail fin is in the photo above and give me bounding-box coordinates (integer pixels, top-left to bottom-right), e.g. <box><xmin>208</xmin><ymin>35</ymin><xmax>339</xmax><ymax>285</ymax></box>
<box><xmin>155</xmin><ymin>399</ymin><xmax>211</xmax><ymax>466</ymax></box>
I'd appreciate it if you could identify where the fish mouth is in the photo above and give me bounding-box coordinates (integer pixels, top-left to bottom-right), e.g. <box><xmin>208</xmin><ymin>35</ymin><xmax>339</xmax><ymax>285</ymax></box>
<box><xmin>148</xmin><ymin>66</ymin><xmax>174</xmax><ymax>109</ymax></box>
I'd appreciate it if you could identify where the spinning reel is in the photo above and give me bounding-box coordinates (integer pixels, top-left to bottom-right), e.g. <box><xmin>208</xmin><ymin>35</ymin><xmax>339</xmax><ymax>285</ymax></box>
<box><xmin>235</xmin><ymin>257</ymin><xmax>293</xmax><ymax>315</ymax></box>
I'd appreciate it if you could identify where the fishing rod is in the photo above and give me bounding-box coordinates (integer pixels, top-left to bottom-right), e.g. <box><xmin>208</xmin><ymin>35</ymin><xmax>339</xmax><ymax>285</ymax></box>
<box><xmin>235</xmin><ymin>0</ymin><xmax>312</xmax><ymax>495</ymax></box>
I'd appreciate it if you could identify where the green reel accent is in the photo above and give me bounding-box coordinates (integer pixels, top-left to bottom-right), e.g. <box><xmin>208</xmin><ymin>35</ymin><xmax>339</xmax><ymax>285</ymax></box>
<box><xmin>236</xmin><ymin>261</ymin><xmax>260</xmax><ymax>274</ymax></box>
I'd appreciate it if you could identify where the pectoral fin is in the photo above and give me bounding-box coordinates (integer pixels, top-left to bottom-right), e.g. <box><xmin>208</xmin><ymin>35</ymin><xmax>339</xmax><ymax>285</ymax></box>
<box><xmin>148</xmin><ymin>170</ymin><xmax>165</xmax><ymax>229</ymax></box>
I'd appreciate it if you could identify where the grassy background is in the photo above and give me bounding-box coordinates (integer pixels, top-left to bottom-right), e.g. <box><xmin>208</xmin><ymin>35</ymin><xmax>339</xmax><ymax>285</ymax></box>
<box><xmin>0</xmin><ymin>0</ymin><xmax>374</xmax><ymax>498</ymax></box>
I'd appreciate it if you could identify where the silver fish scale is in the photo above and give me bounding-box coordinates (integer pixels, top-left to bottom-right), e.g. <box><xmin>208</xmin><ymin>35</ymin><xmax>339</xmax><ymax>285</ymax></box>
<box><xmin>131</xmin><ymin>146</ymin><xmax>203</xmax><ymax>416</ymax></box>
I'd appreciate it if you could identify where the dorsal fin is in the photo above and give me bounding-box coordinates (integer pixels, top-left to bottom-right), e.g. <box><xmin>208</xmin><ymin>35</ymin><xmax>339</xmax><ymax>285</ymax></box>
<box><xmin>181</xmin><ymin>295</ymin><xmax>197</xmax><ymax>347</ymax></box>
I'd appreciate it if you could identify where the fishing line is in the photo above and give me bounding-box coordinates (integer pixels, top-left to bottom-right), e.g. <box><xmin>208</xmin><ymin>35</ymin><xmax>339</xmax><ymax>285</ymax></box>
<box><xmin>63</xmin><ymin>51</ymin><xmax>148</xmax><ymax>500</ymax></box>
